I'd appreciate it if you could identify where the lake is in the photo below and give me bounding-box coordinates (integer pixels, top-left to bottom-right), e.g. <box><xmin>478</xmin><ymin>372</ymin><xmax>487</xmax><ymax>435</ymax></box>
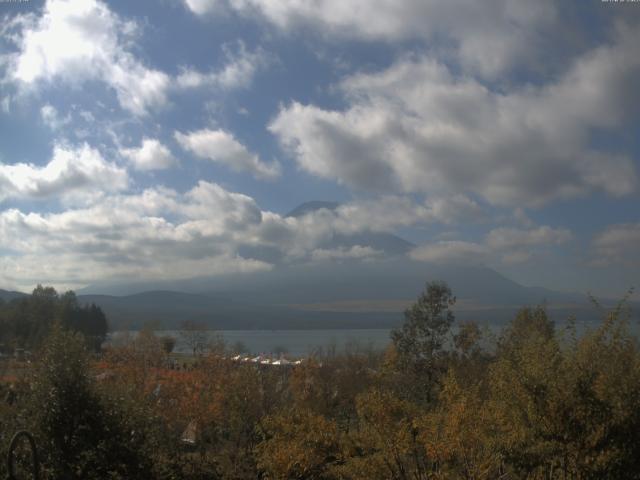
<box><xmin>110</xmin><ymin>329</ymin><xmax>393</xmax><ymax>357</ymax></box>
<box><xmin>109</xmin><ymin>316</ymin><xmax>622</xmax><ymax>358</ymax></box>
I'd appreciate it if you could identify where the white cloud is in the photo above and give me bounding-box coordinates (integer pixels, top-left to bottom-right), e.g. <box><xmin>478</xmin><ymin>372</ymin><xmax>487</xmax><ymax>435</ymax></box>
<box><xmin>0</xmin><ymin>155</ymin><xmax>579</xmax><ymax>288</ymax></box>
<box><xmin>183</xmin><ymin>0</ymin><xmax>223</xmax><ymax>15</ymax></box>
<box><xmin>0</xmin><ymin>181</ymin><xmax>269</xmax><ymax>289</ymax></box>
<box><xmin>40</xmin><ymin>103</ymin><xmax>70</xmax><ymax>130</ymax></box>
<box><xmin>175</xmin><ymin>128</ymin><xmax>281</xmax><ymax>180</ymax></box>
<box><xmin>108</xmin><ymin>60</ymin><xmax>170</xmax><ymax>116</ymax></box>
<box><xmin>0</xmin><ymin>176</ymin><xmax>467</xmax><ymax>287</ymax></box>
<box><xmin>501</xmin><ymin>250</ymin><xmax>533</xmax><ymax>265</ymax></box>
<box><xmin>182</xmin><ymin>0</ymin><xmax>557</xmax><ymax>77</ymax></box>
<box><xmin>1</xmin><ymin>96</ymin><xmax>12</xmax><ymax>114</ymax></box>
<box><xmin>310</xmin><ymin>245</ymin><xmax>382</xmax><ymax>263</ymax></box>
<box><xmin>181</xmin><ymin>180</ymin><xmax>263</xmax><ymax>233</ymax></box>
<box><xmin>78</xmin><ymin>110</ymin><xmax>95</xmax><ymax>123</ymax></box>
<box><xmin>0</xmin><ymin>251</ymin><xmax>271</xmax><ymax>293</ymax></box>
<box><xmin>120</xmin><ymin>138</ymin><xmax>177</xmax><ymax>171</ymax></box>
<box><xmin>176</xmin><ymin>42</ymin><xmax>269</xmax><ymax>91</ymax></box>
<box><xmin>270</xmin><ymin>27</ymin><xmax>640</xmax><ymax>207</ymax></box>
<box><xmin>242</xmin><ymin>194</ymin><xmax>487</xmax><ymax>263</ymax></box>
<box><xmin>591</xmin><ymin>223</ymin><xmax>640</xmax><ymax>267</ymax></box>
<box><xmin>0</xmin><ymin>143</ymin><xmax>128</xmax><ymax>203</ymax></box>
<box><xmin>9</xmin><ymin>0</ymin><xmax>170</xmax><ymax>116</ymax></box>
<box><xmin>486</xmin><ymin>226</ymin><xmax>572</xmax><ymax>250</ymax></box>
<box><xmin>331</xmin><ymin>197</ymin><xmax>433</xmax><ymax>234</ymax></box>
<box><xmin>411</xmin><ymin>225</ymin><xmax>573</xmax><ymax>266</ymax></box>
<box><xmin>325</xmin><ymin>195</ymin><xmax>484</xmax><ymax>234</ymax></box>
<box><xmin>410</xmin><ymin>241</ymin><xmax>488</xmax><ymax>265</ymax></box>
<box><xmin>512</xmin><ymin>208</ymin><xmax>534</xmax><ymax>228</ymax></box>
<box><xmin>485</xmin><ymin>225</ymin><xmax>572</xmax><ymax>264</ymax></box>
<box><xmin>12</xmin><ymin>0</ymin><xmax>113</xmax><ymax>84</ymax></box>
<box><xmin>426</xmin><ymin>195</ymin><xmax>487</xmax><ymax>224</ymax></box>
<box><xmin>245</xmin><ymin>197</ymin><xmax>426</xmax><ymax>261</ymax></box>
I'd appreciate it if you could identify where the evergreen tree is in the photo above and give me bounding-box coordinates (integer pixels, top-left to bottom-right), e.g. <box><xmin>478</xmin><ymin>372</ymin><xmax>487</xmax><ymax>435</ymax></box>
<box><xmin>390</xmin><ymin>281</ymin><xmax>456</xmax><ymax>403</ymax></box>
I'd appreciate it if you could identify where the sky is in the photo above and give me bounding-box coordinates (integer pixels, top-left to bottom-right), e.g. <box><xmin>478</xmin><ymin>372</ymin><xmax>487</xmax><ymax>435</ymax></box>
<box><xmin>0</xmin><ymin>0</ymin><xmax>639</xmax><ymax>297</ymax></box>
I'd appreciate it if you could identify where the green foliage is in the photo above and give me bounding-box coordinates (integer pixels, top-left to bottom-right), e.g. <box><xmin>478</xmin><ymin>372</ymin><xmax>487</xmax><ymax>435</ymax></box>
<box><xmin>392</xmin><ymin>281</ymin><xmax>456</xmax><ymax>365</ymax></box>
<box><xmin>230</xmin><ymin>340</ymin><xmax>249</xmax><ymax>354</ymax></box>
<box><xmin>0</xmin><ymin>285</ymin><xmax>108</xmax><ymax>351</ymax></box>
<box><xmin>390</xmin><ymin>281</ymin><xmax>456</xmax><ymax>403</ymax></box>
<box><xmin>498</xmin><ymin>305</ymin><xmax>555</xmax><ymax>356</ymax></box>
<box><xmin>453</xmin><ymin>320</ymin><xmax>483</xmax><ymax>356</ymax></box>
<box><xmin>258</xmin><ymin>409</ymin><xmax>341</xmax><ymax>480</ymax></box>
<box><xmin>160</xmin><ymin>335</ymin><xmax>177</xmax><ymax>354</ymax></box>
<box><xmin>180</xmin><ymin>320</ymin><xmax>210</xmax><ymax>356</ymax></box>
<box><xmin>487</xmin><ymin>304</ymin><xmax>640</xmax><ymax>478</ymax></box>
<box><xmin>337</xmin><ymin>388</ymin><xmax>426</xmax><ymax>480</ymax></box>
<box><xmin>1</xmin><ymin>281</ymin><xmax>639</xmax><ymax>479</ymax></box>
<box><xmin>28</xmin><ymin>325</ymin><xmax>152</xmax><ymax>479</ymax></box>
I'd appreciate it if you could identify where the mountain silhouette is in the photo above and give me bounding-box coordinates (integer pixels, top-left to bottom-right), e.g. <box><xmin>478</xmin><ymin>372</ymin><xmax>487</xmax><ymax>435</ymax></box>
<box><xmin>11</xmin><ymin>202</ymin><xmax>631</xmax><ymax>330</ymax></box>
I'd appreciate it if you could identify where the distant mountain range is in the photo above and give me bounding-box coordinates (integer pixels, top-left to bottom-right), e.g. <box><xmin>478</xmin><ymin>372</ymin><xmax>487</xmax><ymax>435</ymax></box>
<box><xmin>0</xmin><ymin>289</ymin><xmax>27</xmax><ymax>302</ymax></box>
<box><xmin>2</xmin><ymin>202</ymin><xmax>637</xmax><ymax>331</ymax></box>
<box><xmin>2</xmin><ymin>263</ymin><xmax>630</xmax><ymax>331</ymax></box>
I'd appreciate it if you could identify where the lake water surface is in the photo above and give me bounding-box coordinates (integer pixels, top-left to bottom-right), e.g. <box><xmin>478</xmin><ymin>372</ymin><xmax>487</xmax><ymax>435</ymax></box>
<box><xmin>110</xmin><ymin>317</ymin><xmax>620</xmax><ymax>358</ymax></box>
<box><xmin>110</xmin><ymin>329</ymin><xmax>393</xmax><ymax>357</ymax></box>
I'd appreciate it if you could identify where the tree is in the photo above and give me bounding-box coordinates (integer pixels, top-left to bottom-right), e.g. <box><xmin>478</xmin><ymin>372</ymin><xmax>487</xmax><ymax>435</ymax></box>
<box><xmin>160</xmin><ymin>335</ymin><xmax>176</xmax><ymax>354</ymax></box>
<box><xmin>60</xmin><ymin>296</ymin><xmax>109</xmax><ymax>352</ymax></box>
<box><xmin>29</xmin><ymin>324</ymin><xmax>152</xmax><ymax>479</ymax></box>
<box><xmin>230</xmin><ymin>340</ymin><xmax>248</xmax><ymax>355</ymax></box>
<box><xmin>390</xmin><ymin>281</ymin><xmax>456</xmax><ymax>403</ymax></box>
<box><xmin>335</xmin><ymin>389</ymin><xmax>427</xmax><ymax>480</ymax></box>
<box><xmin>180</xmin><ymin>320</ymin><xmax>209</xmax><ymax>357</ymax></box>
<box><xmin>498</xmin><ymin>305</ymin><xmax>554</xmax><ymax>356</ymax></box>
<box><xmin>488</xmin><ymin>302</ymin><xmax>640</xmax><ymax>478</ymax></box>
<box><xmin>453</xmin><ymin>320</ymin><xmax>483</xmax><ymax>357</ymax></box>
<box><xmin>273</xmin><ymin>345</ymin><xmax>289</xmax><ymax>356</ymax></box>
<box><xmin>420</xmin><ymin>370</ymin><xmax>503</xmax><ymax>479</ymax></box>
<box><xmin>0</xmin><ymin>287</ymin><xmax>109</xmax><ymax>352</ymax></box>
<box><xmin>23</xmin><ymin>285</ymin><xmax>58</xmax><ymax>347</ymax></box>
<box><xmin>258</xmin><ymin>409</ymin><xmax>341</xmax><ymax>480</ymax></box>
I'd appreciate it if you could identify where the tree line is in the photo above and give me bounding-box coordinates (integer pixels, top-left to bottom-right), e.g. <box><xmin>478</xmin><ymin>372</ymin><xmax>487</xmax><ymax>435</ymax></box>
<box><xmin>0</xmin><ymin>285</ymin><xmax>108</xmax><ymax>352</ymax></box>
<box><xmin>0</xmin><ymin>282</ymin><xmax>639</xmax><ymax>479</ymax></box>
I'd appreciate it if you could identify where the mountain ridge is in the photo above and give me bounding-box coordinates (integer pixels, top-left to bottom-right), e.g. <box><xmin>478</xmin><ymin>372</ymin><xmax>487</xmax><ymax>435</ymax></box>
<box><xmin>5</xmin><ymin>202</ymin><xmax>636</xmax><ymax>330</ymax></box>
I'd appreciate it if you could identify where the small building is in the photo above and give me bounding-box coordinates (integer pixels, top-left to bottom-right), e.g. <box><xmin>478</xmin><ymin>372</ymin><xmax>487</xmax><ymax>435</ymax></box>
<box><xmin>181</xmin><ymin>420</ymin><xmax>198</xmax><ymax>446</ymax></box>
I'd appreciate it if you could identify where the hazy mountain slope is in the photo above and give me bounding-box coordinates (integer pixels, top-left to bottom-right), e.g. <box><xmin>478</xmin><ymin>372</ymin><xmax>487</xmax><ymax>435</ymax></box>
<box><xmin>73</xmin><ymin>258</ymin><xmax>620</xmax><ymax>330</ymax></box>
<box><xmin>285</xmin><ymin>201</ymin><xmax>339</xmax><ymax>218</ymax></box>
<box><xmin>188</xmin><ymin>259</ymin><xmax>583</xmax><ymax>306</ymax></box>
<box><xmin>4</xmin><ymin>273</ymin><xmax>633</xmax><ymax>331</ymax></box>
<box><xmin>0</xmin><ymin>289</ymin><xmax>28</xmax><ymax>302</ymax></box>
<box><xmin>71</xmin><ymin>201</ymin><xmax>635</xmax><ymax>330</ymax></box>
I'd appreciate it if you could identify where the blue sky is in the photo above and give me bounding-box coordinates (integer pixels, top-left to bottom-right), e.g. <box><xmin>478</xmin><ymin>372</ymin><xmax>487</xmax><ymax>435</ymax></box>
<box><xmin>0</xmin><ymin>0</ymin><xmax>638</xmax><ymax>297</ymax></box>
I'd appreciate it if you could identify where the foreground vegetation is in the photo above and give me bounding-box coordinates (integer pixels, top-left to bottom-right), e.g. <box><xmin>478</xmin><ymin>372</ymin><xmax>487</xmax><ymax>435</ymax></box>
<box><xmin>0</xmin><ymin>283</ymin><xmax>639</xmax><ymax>479</ymax></box>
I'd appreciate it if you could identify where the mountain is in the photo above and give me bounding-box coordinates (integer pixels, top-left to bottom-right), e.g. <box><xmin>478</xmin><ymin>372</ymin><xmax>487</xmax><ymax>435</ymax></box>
<box><xmin>332</xmin><ymin>232</ymin><xmax>414</xmax><ymax>256</ymax></box>
<box><xmin>0</xmin><ymin>289</ymin><xmax>28</xmax><ymax>302</ymax></box>
<box><xmin>74</xmin><ymin>290</ymin><xmax>398</xmax><ymax>331</ymax></box>
<box><xmin>78</xmin><ymin>201</ymin><xmax>416</xmax><ymax>296</ymax></box>
<box><xmin>56</xmin><ymin>202</ymin><xmax>640</xmax><ymax>330</ymax></box>
<box><xmin>73</xmin><ymin>259</ymin><xmax>626</xmax><ymax>331</ymax></box>
<box><xmin>286</xmin><ymin>201</ymin><xmax>339</xmax><ymax>218</ymax></box>
<box><xmin>6</xmin><ymin>269</ymin><xmax>635</xmax><ymax>331</ymax></box>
